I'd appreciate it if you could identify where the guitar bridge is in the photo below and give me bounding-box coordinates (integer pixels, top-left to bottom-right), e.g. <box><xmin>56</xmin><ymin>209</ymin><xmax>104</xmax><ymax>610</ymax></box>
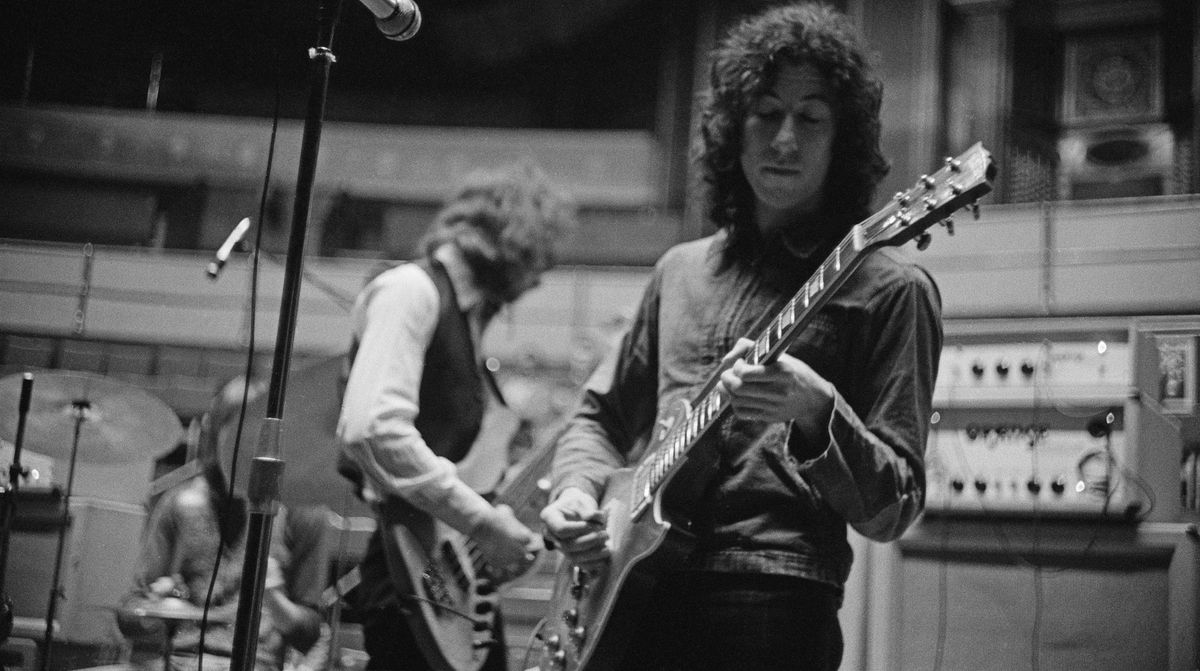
<box><xmin>421</xmin><ymin>566</ymin><xmax>453</xmax><ymax>607</ymax></box>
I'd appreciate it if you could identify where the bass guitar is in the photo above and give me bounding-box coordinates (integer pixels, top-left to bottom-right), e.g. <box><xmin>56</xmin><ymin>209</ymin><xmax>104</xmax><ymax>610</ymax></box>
<box><xmin>376</xmin><ymin>401</ymin><xmax>560</xmax><ymax>671</ymax></box>
<box><xmin>536</xmin><ymin>143</ymin><xmax>996</xmax><ymax>671</ymax></box>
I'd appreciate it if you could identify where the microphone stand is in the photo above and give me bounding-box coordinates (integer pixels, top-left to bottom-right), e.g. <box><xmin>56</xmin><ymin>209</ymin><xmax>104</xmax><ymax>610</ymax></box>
<box><xmin>229</xmin><ymin>1</ymin><xmax>343</xmax><ymax>668</ymax></box>
<box><xmin>0</xmin><ymin>374</ymin><xmax>33</xmax><ymax>649</ymax></box>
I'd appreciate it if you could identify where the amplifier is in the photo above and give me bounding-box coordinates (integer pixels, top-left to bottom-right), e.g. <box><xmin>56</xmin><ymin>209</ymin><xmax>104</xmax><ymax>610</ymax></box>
<box><xmin>924</xmin><ymin>422</ymin><xmax>1138</xmax><ymax>518</ymax></box>
<box><xmin>927</xmin><ymin>337</ymin><xmax>1139</xmax><ymax>518</ymax></box>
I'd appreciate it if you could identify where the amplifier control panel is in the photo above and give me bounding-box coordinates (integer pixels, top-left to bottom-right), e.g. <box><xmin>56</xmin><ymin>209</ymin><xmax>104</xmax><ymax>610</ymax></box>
<box><xmin>934</xmin><ymin>340</ymin><xmax>1130</xmax><ymax>407</ymax></box>
<box><xmin>926</xmin><ymin>336</ymin><xmax>1138</xmax><ymax>519</ymax></box>
<box><xmin>924</xmin><ymin>421</ymin><xmax>1136</xmax><ymax>518</ymax></box>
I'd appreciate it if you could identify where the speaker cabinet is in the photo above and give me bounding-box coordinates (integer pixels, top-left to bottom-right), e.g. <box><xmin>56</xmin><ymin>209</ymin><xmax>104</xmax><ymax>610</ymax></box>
<box><xmin>895</xmin><ymin>519</ymin><xmax>1198</xmax><ymax>671</ymax></box>
<box><xmin>1057</xmin><ymin>30</ymin><xmax>1176</xmax><ymax>200</ymax></box>
<box><xmin>1058</xmin><ymin>123</ymin><xmax>1175</xmax><ymax>199</ymax></box>
<box><xmin>8</xmin><ymin>498</ymin><xmax>146</xmax><ymax>645</ymax></box>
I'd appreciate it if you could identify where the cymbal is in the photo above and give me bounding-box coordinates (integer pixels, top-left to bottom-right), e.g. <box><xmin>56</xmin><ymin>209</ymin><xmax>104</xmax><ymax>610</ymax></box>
<box><xmin>122</xmin><ymin>597</ymin><xmax>235</xmax><ymax>624</ymax></box>
<box><xmin>0</xmin><ymin>370</ymin><xmax>182</xmax><ymax>464</ymax></box>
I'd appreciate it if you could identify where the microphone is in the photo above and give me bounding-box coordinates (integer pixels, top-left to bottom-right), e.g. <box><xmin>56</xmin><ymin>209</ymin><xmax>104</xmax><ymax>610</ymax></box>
<box><xmin>206</xmin><ymin>217</ymin><xmax>252</xmax><ymax>280</ymax></box>
<box><xmin>359</xmin><ymin>0</ymin><xmax>421</xmax><ymax>41</ymax></box>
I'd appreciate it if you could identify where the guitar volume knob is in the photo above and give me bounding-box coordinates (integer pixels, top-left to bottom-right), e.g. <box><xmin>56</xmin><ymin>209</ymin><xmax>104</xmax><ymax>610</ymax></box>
<box><xmin>570</xmin><ymin>625</ymin><xmax>587</xmax><ymax>643</ymax></box>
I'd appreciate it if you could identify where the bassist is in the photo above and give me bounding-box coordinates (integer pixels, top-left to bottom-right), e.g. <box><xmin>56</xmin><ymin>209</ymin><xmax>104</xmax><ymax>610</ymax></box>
<box><xmin>540</xmin><ymin>4</ymin><xmax>943</xmax><ymax>670</ymax></box>
<box><xmin>337</xmin><ymin>162</ymin><xmax>576</xmax><ymax>670</ymax></box>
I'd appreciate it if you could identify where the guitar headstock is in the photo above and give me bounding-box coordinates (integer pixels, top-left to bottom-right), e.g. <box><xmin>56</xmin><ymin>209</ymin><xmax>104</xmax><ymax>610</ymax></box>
<box><xmin>861</xmin><ymin>142</ymin><xmax>996</xmax><ymax>251</ymax></box>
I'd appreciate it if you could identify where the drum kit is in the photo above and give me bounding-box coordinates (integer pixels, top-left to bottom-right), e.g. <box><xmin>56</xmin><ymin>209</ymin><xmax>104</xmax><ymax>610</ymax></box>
<box><xmin>0</xmin><ymin>369</ymin><xmax>188</xmax><ymax>671</ymax></box>
<box><xmin>0</xmin><ymin>360</ymin><xmax>366</xmax><ymax>670</ymax></box>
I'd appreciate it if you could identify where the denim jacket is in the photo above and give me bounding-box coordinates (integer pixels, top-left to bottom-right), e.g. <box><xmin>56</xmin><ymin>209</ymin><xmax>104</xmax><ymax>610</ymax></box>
<box><xmin>551</xmin><ymin>231</ymin><xmax>942</xmax><ymax>592</ymax></box>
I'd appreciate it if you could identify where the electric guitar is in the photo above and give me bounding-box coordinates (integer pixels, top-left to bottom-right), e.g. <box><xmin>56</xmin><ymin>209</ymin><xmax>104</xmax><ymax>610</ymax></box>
<box><xmin>375</xmin><ymin>402</ymin><xmax>560</xmax><ymax>671</ymax></box>
<box><xmin>535</xmin><ymin>143</ymin><xmax>997</xmax><ymax>671</ymax></box>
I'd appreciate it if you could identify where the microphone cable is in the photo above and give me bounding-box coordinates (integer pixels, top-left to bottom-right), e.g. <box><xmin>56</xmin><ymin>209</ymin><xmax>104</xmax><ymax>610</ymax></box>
<box><xmin>196</xmin><ymin>0</ymin><xmax>290</xmax><ymax>664</ymax></box>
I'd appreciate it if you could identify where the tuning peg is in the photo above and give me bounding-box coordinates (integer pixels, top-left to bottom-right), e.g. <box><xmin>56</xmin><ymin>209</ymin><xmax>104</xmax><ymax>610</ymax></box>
<box><xmin>941</xmin><ymin>218</ymin><xmax>955</xmax><ymax>236</ymax></box>
<box><xmin>915</xmin><ymin>232</ymin><xmax>932</xmax><ymax>251</ymax></box>
<box><xmin>969</xmin><ymin>201</ymin><xmax>981</xmax><ymax>220</ymax></box>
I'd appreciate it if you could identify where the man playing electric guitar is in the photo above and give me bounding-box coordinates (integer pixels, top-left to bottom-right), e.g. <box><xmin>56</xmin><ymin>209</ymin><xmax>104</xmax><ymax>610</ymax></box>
<box><xmin>540</xmin><ymin>4</ymin><xmax>944</xmax><ymax>670</ymax></box>
<box><xmin>337</xmin><ymin>162</ymin><xmax>576</xmax><ymax>670</ymax></box>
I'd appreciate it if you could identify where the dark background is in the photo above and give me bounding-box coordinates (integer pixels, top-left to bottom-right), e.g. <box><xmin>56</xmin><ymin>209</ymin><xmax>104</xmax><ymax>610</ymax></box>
<box><xmin>0</xmin><ymin>0</ymin><xmax>668</xmax><ymax>129</ymax></box>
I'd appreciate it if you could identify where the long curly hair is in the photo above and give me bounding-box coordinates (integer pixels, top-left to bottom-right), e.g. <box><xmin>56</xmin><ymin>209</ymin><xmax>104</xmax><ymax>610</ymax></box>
<box><xmin>699</xmin><ymin>2</ymin><xmax>889</xmax><ymax>266</ymax></box>
<box><xmin>418</xmin><ymin>161</ymin><xmax>577</xmax><ymax>313</ymax></box>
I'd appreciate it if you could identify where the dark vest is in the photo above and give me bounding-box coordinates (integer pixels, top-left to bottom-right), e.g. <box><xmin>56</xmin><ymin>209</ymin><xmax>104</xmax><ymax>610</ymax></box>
<box><xmin>341</xmin><ymin>257</ymin><xmax>490</xmax><ymax>463</ymax></box>
<box><xmin>412</xmin><ymin>257</ymin><xmax>485</xmax><ymax>462</ymax></box>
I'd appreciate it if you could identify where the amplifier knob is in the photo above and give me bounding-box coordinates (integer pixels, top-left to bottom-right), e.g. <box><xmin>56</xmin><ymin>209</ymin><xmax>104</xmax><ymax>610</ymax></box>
<box><xmin>995</xmin><ymin>360</ymin><xmax>1010</xmax><ymax>378</ymax></box>
<box><xmin>1050</xmin><ymin>477</ymin><xmax>1067</xmax><ymax>495</ymax></box>
<box><xmin>951</xmin><ymin>478</ymin><xmax>965</xmax><ymax>493</ymax></box>
<box><xmin>1026</xmin><ymin>478</ymin><xmax>1042</xmax><ymax>495</ymax></box>
<box><xmin>1020</xmin><ymin>361</ymin><xmax>1036</xmax><ymax>378</ymax></box>
<box><xmin>974</xmin><ymin>478</ymin><xmax>988</xmax><ymax>494</ymax></box>
<box><xmin>970</xmin><ymin>361</ymin><xmax>986</xmax><ymax>378</ymax></box>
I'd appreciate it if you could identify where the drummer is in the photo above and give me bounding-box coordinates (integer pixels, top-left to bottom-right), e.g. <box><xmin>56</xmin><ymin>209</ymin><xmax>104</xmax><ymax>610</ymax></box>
<box><xmin>116</xmin><ymin>379</ymin><xmax>328</xmax><ymax>671</ymax></box>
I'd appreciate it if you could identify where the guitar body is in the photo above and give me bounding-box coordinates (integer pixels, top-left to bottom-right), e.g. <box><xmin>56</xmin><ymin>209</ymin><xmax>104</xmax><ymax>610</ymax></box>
<box><xmin>377</xmin><ymin>496</ymin><xmax>499</xmax><ymax>671</ymax></box>
<box><xmin>538</xmin><ymin>401</ymin><xmax>720</xmax><ymax>671</ymax></box>
<box><xmin>367</xmin><ymin>397</ymin><xmax>560</xmax><ymax>670</ymax></box>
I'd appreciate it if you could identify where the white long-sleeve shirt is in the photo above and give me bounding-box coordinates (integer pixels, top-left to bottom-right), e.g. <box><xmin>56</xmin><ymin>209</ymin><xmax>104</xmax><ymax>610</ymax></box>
<box><xmin>336</xmin><ymin>247</ymin><xmax>496</xmax><ymax>535</ymax></box>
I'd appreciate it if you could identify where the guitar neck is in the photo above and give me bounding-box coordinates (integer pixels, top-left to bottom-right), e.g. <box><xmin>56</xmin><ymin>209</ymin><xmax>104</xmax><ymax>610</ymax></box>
<box><xmin>494</xmin><ymin>428</ymin><xmax>559</xmax><ymax>525</ymax></box>
<box><xmin>464</xmin><ymin>423</ymin><xmax>561</xmax><ymax>574</ymax></box>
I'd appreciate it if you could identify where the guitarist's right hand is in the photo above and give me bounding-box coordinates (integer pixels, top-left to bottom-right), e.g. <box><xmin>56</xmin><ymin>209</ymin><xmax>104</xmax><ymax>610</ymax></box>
<box><xmin>540</xmin><ymin>487</ymin><xmax>610</xmax><ymax>566</ymax></box>
<box><xmin>471</xmin><ymin>503</ymin><xmax>543</xmax><ymax>582</ymax></box>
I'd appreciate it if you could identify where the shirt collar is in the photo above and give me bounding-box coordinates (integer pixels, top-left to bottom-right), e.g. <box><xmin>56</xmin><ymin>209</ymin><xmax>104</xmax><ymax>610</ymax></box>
<box><xmin>432</xmin><ymin>244</ymin><xmax>485</xmax><ymax>313</ymax></box>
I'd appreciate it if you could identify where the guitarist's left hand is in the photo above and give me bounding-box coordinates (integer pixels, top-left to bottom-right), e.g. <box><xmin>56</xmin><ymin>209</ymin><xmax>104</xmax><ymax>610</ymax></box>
<box><xmin>718</xmin><ymin>337</ymin><xmax>835</xmax><ymax>440</ymax></box>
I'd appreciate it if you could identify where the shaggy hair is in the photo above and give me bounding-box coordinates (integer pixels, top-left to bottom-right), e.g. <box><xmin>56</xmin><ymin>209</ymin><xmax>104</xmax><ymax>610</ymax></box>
<box><xmin>698</xmin><ymin>2</ymin><xmax>889</xmax><ymax>266</ymax></box>
<box><xmin>418</xmin><ymin>162</ymin><xmax>577</xmax><ymax>310</ymax></box>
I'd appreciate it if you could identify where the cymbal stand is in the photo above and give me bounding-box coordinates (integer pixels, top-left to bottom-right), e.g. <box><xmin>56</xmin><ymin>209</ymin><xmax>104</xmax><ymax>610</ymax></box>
<box><xmin>0</xmin><ymin>373</ymin><xmax>33</xmax><ymax>648</ymax></box>
<box><xmin>38</xmin><ymin>400</ymin><xmax>87</xmax><ymax>671</ymax></box>
<box><xmin>161</xmin><ymin>619</ymin><xmax>180</xmax><ymax>671</ymax></box>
